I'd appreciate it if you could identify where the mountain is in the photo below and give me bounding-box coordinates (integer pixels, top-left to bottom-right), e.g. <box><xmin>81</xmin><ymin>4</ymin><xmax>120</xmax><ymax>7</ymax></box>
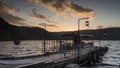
<box><xmin>52</xmin><ymin>27</ymin><xmax>120</xmax><ymax>40</ymax></box>
<box><xmin>0</xmin><ymin>17</ymin><xmax>56</xmax><ymax>41</ymax></box>
<box><xmin>0</xmin><ymin>17</ymin><xmax>120</xmax><ymax>41</ymax></box>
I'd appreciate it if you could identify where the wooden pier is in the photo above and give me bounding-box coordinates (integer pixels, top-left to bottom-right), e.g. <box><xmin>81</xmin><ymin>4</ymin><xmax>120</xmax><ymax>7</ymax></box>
<box><xmin>0</xmin><ymin>33</ymin><xmax>109</xmax><ymax>68</ymax></box>
<box><xmin>17</xmin><ymin>46</ymin><xmax>108</xmax><ymax>68</ymax></box>
<box><xmin>0</xmin><ymin>45</ymin><xmax>108</xmax><ymax>68</ymax></box>
<box><xmin>0</xmin><ymin>32</ymin><xmax>109</xmax><ymax>68</ymax></box>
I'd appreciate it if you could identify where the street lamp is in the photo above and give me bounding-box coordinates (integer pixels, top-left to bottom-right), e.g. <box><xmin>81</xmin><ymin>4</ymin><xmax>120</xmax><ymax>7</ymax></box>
<box><xmin>77</xmin><ymin>17</ymin><xmax>89</xmax><ymax>62</ymax></box>
<box><xmin>39</xmin><ymin>23</ymin><xmax>58</xmax><ymax>55</ymax></box>
<box><xmin>39</xmin><ymin>23</ymin><xmax>46</xmax><ymax>54</ymax></box>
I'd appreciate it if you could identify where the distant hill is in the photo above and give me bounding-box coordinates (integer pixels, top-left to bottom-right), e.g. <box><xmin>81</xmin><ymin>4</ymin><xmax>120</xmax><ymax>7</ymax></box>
<box><xmin>81</xmin><ymin>28</ymin><xmax>120</xmax><ymax>40</ymax></box>
<box><xmin>0</xmin><ymin>17</ymin><xmax>56</xmax><ymax>41</ymax></box>
<box><xmin>52</xmin><ymin>27</ymin><xmax>120</xmax><ymax>40</ymax></box>
<box><xmin>0</xmin><ymin>17</ymin><xmax>120</xmax><ymax>41</ymax></box>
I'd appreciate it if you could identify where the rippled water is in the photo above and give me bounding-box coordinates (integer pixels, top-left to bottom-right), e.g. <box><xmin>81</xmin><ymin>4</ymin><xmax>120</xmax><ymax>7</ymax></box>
<box><xmin>0</xmin><ymin>40</ymin><xmax>120</xmax><ymax>68</ymax></box>
<box><xmin>93</xmin><ymin>40</ymin><xmax>120</xmax><ymax>68</ymax></box>
<box><xmin>0</xmin><ymin>40</ymin><xmax>61</xmax><ymax>57</ymax></box>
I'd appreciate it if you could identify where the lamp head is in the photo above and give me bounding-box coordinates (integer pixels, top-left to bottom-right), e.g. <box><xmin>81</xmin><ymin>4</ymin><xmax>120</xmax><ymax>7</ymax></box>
<box><xmin>85</xmin><ymin>20</ymin><xmax>89</xmax><ymax>26</ymax></box>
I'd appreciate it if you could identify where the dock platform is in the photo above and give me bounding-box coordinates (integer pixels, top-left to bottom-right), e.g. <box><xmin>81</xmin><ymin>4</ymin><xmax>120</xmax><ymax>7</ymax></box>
<box><xmin>0</xmin><ymin>46</ymin><xmax>108</xmax><ymax>68</ymax></box>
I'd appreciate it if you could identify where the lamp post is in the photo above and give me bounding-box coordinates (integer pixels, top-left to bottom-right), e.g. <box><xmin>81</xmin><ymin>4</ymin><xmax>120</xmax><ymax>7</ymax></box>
<box><xmin>39</xmin><ymin>23</ymin><xmax>57</xmax><ymax>55</ymax></box>
<box><xmin>77</xmin><ymin>17</ymin><xmax>89</xmax><ymax>62</ymax></box>
<box><xmin>44</xmin><ymin>24</ymin><xmax>46</xmax><ymax>54</ymax></box>
<box><xmin>99</xmin><ymin>29</ymin><xmax>107</xmax><ymax>47</ymax></box>
<box><xmin>39</xmin><ymin>23</ymin><xmax>46</xmax><ymax>54</ymax></box>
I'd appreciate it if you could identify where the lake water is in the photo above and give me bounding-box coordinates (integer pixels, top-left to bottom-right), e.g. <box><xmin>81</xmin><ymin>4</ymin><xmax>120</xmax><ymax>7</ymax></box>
<box><xmin>92</xmin><ymin>40</ymin><xmax>120</xmax><ymax>68</ymax></box>
<box><xmin>0</xmin><ymin>40</ymin><xmax>120</xmax><ymax>68</ymax></box>
<box><xmin>0</xmin><ymin>40</ymin><xmax>63</xmax><ymax>57</ymax></box>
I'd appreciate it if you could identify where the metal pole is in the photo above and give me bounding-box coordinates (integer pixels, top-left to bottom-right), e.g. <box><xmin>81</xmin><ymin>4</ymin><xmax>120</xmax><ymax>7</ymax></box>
<box><xmin>77</xmin><ymin>17</ymin><xmax>89</xmax><ymax>63</ymax></box>
<box><xmin>99</xmin><ymin>29</ymin><xmax>101</xmax><ymax>47</ymax></box>
<box><xmin>43</xmin><ymin>24</ymin><xmax>46</xmax><ymax>54</ymax></box>
<box><xmin>77</xmin><ymin>19</ymin><xmax>80</xmax><ymax>62</ymax></box>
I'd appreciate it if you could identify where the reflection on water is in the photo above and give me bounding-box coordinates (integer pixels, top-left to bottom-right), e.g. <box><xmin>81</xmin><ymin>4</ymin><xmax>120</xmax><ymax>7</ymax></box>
<box><xmin>0</xmin><ymin>41</ymin><xmax>43</xmax><ymax>57</ymax></box>
<box><xmin>0</xmin><ymin>40</ymin><xmax>73</xmax><ymax>57</ymax></box>
<box><xmin>0</xmin><ymin>40</ymin><xmax>120</xmax><ymax>68</ymax></box>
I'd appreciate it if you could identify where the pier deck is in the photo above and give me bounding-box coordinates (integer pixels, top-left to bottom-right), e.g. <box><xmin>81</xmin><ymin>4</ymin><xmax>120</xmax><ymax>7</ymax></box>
<box><xmin>0</xmin><ymin>46</ymin><xmax>91</xmax><ymax>68</ymax></box>
<box><xmin>0</xmin><ymin>46</ymin><xmax>108</xmax><ymax>68</ymax></box>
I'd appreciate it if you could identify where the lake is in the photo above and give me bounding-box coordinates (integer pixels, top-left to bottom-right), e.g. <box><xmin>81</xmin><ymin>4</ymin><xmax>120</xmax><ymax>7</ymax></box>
<box><xmin>92</xmin><ymin>40</ymin><xmax>120</xmax><ymax>68</ymax></box>
<box><xmin>0</xmin><ymin>40</ymin><xmax>120</xmax><ymax>68</ymax></box>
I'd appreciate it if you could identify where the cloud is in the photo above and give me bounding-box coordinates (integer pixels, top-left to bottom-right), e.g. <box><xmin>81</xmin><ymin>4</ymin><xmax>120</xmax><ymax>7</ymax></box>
<box><xmin>29</xmin><ymin>8</ymin><xmax>51</xmax><ymax>22</ymax></box>
<box><xmin>0</xmin><ymin>0</ymin><xmax>57</xmax><ymax>28</ymax></box>
<box><xmin>27</xmin><ymin>8</ymin><xmax>59</xmax><ymax>28</ymax></box>
<box><xmin>96</xmin><ymin>25</ymin><xmax>104</xmax><ymax>29</ymax></box>
<box><xmin>0</xmin><ymin>1</ymin><xmax>27</xmax><ymax>26</ymax></box>
<box><xmin>25</xmin><ymin>0</ymin><xmax>40</xmax><ymax>4</ymax></box>
<box><xmin>40</xmin><ymin>0</ymin><xmax>93</xmax><ymax>13</ymax></box>
<box><xmin>38</xmin><ymin>22</ymin><xmax>60</xmax><ymax>32</ymax></box>
<box><xmin>47</xmin><ymin>23</ymin><xmax>59</xmax><ymax>28</ymax></box>
<box><xmin>39</xmin><ymin>23</ymin><xmax>58</xmax><ymax>28</ymax></box>
<box><xmin>0</xmin><ymin>12</ymin><xmax>27</xmax><ymax>26</ymax></box>
<box><xmin>0</xmin><ymin>11</ymin><xmax>40</xmax><ymax>27</ymax></box>
<box><xmin>28</xmin><ymin>8</ymin><xmax>60</xmax><ymax>25</ymax></box>
<box><xmin>25</xmin><ymin>0</ymin><xmax>95</xmax><ymax>19</ymax></box>
<box><xmin>70</xmin><ymin>3</ymin><xmax>93</xmax><ymax>13</ymax></box>
<box><xmin>25</xmin><ymin>0</ymin><xmax>95</xmax><ymax>31</ymax></box>
<box><xmin>0</xmin><ymin>1</ymin><xmax>19</xmax><ymax>14</ymax></box>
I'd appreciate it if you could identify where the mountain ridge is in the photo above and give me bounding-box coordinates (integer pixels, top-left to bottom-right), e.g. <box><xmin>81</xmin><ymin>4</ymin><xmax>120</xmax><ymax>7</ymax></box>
<box><xmin>0</xmin><ymin>17</ymin><xmax>120</xmax><ymax>41</ymax></box>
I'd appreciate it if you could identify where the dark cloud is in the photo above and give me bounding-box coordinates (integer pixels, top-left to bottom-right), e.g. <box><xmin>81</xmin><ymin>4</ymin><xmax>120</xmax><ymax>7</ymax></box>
<box><xmin>0</xmin><ymin>1</ymin><xmax>27</xmax><ymax>26</ymax></box>
<box><xmin>25</xmin><ymin>0</ymin><xmax>41</xmax><ymax>4</ymax></box>
<box><xmin>40</xmin><ymin>0</ymin><xmax>93</xmax><ymax>12</ymax></box>
<box><xmin>28</xmin><ymin>8</ymin><xmax>51</xmax><ymax>22</ymax></box>
<box><xmin>32</xmin><ymin>12</ymin><xmax>49</xmax><ymax>20</ymax></box>
<box><xmin>70</xmin><ymin>2</ymin><xmax>93</xmax><ymax>13</ymax></box>
<box><xmin>32</xmin><ymin>11</ymin><xmax>49</xmax><ymax>20</ymax></box>
<box><xmin>25</xmin><ymin>0</ymin><xmax>95</xmax><ymax>19</ymax></box>
<box><xmin>29</xmin><ymin>9</ymin><xmax>59</xmax><ymax>28</ymax></box>
<box><xmin>25</xmin><ymin>0</ymin><xmax>95</xmax><ymax>31</ymax></box>
<box><xmin>28</xmin><ymin>9</ymin><xmax>58</xmax><ymax>26</ymax></box>
<box><xmin>0</xmin><ymin>12</ymin><xmax>27</xmax><ymax>26</ymax></box>
<box><xmin>40</xmin><ymin>0</ymin><xmax>67</xmax><ymax>11</ymax></box>
<box><xmin>0</xmin><ymin>1</ymin><xmax>19</xmax><ymax>14</ymax></box>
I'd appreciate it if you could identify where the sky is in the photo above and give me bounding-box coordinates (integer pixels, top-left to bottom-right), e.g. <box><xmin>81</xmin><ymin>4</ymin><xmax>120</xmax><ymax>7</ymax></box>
<box><xmin>0</xmin><ymin>0</ymin><xmax>120</xmax><ymax>32</ymax></box>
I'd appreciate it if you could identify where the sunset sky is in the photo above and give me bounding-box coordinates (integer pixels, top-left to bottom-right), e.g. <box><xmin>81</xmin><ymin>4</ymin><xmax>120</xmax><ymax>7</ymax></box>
<box><xmin>0</xmin><ymin>0</ymin><xmax>120</xmax><ymax>32</ymax></box>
